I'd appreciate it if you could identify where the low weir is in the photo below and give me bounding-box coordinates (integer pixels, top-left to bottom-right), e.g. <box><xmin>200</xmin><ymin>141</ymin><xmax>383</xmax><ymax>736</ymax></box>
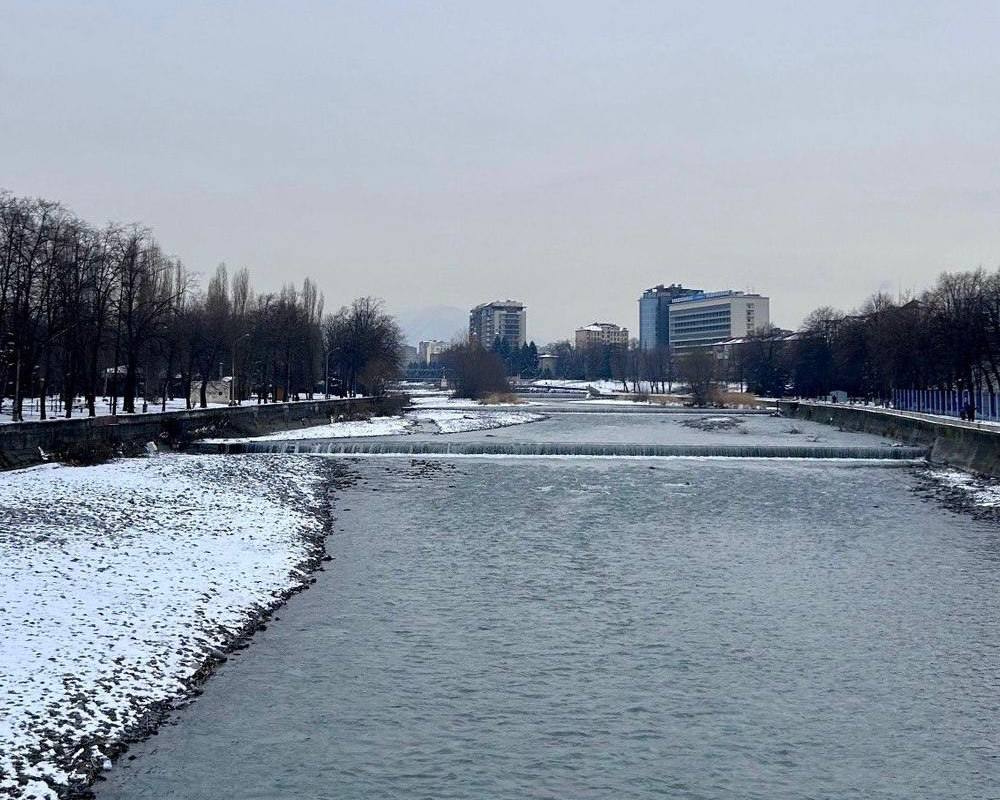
<box><xmin>202</xmin><ymin>438</ymin><xmax>928</xmax><ymax>460</ymax></box>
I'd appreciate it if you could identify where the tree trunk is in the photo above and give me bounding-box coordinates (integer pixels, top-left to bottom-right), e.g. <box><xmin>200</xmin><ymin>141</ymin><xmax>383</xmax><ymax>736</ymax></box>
<box><xmin>123</xmin><ymin>353</ymin><xmax>137</xmax><ymax>413</ymax></box>
<box><xmin>86</xmin><ymin>341</ymin><xmax>98</xmax><ymax>417</ymax></box>
<box><xmin>62</xmin><ymin>351</ymin><xmax>75</xmax><ymax>418</ymax></box>
<box><xmin>12</xmin><ymin>348</ymin><xmax>24</xmax><ymax>422</ymax></box>
<box><xmin>110</xmin><ymin>327</ymin><xmax>121</xmax><ymax>415</ymax></box>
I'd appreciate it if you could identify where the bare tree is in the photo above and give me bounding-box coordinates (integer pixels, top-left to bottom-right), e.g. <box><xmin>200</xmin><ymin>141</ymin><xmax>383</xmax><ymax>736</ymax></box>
<box><xmin>323</xmin><ymin>297</ymin><xmax>403</xmax><ymax>397</ymax></box>
<box><xmin>678</xmin><ymin>348</ymin><xmax>720</xmax><ymax>406</ymax></box>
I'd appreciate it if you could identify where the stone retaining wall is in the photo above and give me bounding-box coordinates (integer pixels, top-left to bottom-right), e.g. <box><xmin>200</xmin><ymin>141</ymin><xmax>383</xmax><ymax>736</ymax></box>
<box><xmin>778</xmin><ymin>400</ymin><xmax>1000</xmax><ymax>476</ymax></box>
<box><xmin>0</xmin><ymin>396</ymin><xmax>407</xmax><ymax>470</ymax></box>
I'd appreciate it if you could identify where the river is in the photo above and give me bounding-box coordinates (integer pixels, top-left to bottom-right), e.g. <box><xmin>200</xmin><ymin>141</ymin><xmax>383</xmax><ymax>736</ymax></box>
<box><xmin>98</xmin><ymin>404</ymin><xmax>999</xmax><ymax>799</ymax></box>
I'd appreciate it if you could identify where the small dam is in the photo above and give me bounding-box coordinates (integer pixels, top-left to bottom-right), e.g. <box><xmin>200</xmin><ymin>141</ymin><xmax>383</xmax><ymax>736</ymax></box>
<box><xmin>199</xmin><ymin>438</ymin><xmax>929</xmax><ymax>460</ymax></box>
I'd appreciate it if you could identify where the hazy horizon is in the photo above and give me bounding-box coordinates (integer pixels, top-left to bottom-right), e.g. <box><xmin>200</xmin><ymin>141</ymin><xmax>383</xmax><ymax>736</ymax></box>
<box><xmin>3</xmin><ymin>1</ymin><xmax>999</xmax><ymax>343</ymax></box>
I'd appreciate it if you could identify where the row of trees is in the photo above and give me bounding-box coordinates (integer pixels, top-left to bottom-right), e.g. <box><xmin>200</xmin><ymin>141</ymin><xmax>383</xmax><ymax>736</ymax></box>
<box><xmin>491</xmin><ymin>337</ymin><xmax>540</xmax><ymax>377</ymax></box>
<box><xmin>722</xmin><ymin>268</ymin><xmax>1000</xmax><ymax>400</ymax></box>
<box><xmin>535</xmin><ymin>267</ymin><xmax>996</xmax><ymax>402</ymax></box>
<box><xmin>535</xmin><ymin>339</ymin><xmax>680</xmax><ymax>393</ymax></box>
<box><xmin>441</xmin><ymin>343</ymin><xmax>510</xmax><ymax>399</ymax></box>
<box><xmin>0</xmin><ymin>191</ymin><xmax>402</xmax><ymax>420</ymax></box>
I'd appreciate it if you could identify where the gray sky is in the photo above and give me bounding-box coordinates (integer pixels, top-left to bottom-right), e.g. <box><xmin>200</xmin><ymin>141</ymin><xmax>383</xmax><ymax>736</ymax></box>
<box><xmin>3</xmin><ymin>1</ymin><xmax>1000</xmax><ymax>344</ymax></box>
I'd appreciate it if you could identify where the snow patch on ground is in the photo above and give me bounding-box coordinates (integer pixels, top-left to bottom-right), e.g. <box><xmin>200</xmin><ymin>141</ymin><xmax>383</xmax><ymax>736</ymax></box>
<box><xmin>408</xmin><ymin>396</ymin><xmax>486</xmax><ymax>408</ymax></box>
<box><xmin>0</xmin><ymin>454</ymin><xmax>331</xmax><ymax>799</ymax></box>
<box><xmin>0</xmin><ymin>398</ymin><xmax>229</xmax><ymax>425</ymax></box>
<box><xmin>529</xmin><ymin>379</ymin><xmax>746</xmax><ymax>396</ymax></box>
<box><xmin>408</xmin><ymin>395</ymin><xmax>528</xmax><ymax>409</ymax></box>
<box><xmin>206</xmin><ymin>408</ymin><xmax>544</xmax><ymax>443</ymax></box>
<box><xmin>203</xmin><ymin>416</ymin><xmax>413</xmax><ymax>444</ymax></box>
<box><xmin>577</xmin><ymin>398</ymin><xmax>656</xmax><ymax>406</ymax></box>
<box><xmin>407</xmin><ymin>409</ymin><xmax>545</xmax><ymax>434</ymax></box>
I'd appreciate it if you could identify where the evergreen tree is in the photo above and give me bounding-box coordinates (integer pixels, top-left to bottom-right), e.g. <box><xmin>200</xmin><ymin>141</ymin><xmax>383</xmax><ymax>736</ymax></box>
<box><xmin>524</xmin><ymin>341</ymin><xmax>539</xmax><ymax>377</ymax></box>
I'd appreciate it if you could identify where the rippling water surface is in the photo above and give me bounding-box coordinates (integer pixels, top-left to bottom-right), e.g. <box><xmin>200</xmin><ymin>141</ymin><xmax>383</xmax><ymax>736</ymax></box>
<box><xmin>99</xmin><ymin>449</ymin><xmax>999</xmax><ymax>799</ymax></box>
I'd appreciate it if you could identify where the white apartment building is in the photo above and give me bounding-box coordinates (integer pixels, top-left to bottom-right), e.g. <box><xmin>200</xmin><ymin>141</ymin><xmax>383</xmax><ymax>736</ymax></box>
<box><xmin>667</xmin><ymin>291</ymin><xmax>769</xmax><ymax>350</ymax></box>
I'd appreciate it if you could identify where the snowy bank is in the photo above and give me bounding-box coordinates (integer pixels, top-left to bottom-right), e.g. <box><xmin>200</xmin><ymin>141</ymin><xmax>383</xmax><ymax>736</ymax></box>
<box><xmin>0</xmin><ymin>396</ymin><xmax>397</xmax><ymax>471</ymax></box>
<box><xmin>408</xmin><ymin>409</ymin><xmax>544</xmax><ymax>434</ymax></box>
<box><xmin>0</xmin><ymin>454</ymin><xmax>337</xmax><ymax>799</ymax></box>
<box><xmin>204</xmin><ymin>408</ymin><xmax>544</xmax><ymax>444</ymax></box>
<box><xmin>407</xmin><ymin>395</ymin><xmax>528</xmax><ymax>409</ymax></box>
<box><xmin>202</xmin><ymin>415</ymin><xmax>413</xmax><ymax>444</ymax></box>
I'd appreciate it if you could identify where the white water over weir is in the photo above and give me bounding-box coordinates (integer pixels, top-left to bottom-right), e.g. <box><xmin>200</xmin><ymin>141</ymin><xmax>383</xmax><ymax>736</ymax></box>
<box><xmin>201</xmin><ymin>439</ymin><xmax>929</xmax><ymax>460</ymax></box>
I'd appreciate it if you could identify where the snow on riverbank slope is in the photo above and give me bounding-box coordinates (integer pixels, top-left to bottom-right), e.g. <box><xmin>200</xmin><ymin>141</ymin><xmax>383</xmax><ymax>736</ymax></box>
<box><xmin>408</xmin><ymin>409</ymin><xmax>544</xmax><ymax>434</ymax></box>
<box><xmin>205</xmin><ymin>408</ymin><xmax>544</xmax><ymax>443</ymax></box>
<box><xmin>203</xmin><ymin>415</ymin><xmax>413</xmax><ymax>443</ymax></box>
<box><xmin>0</xmin><ymin>454</ymin><xmax>334</xmax><ymax>799</ymax></box>
<box><xmin>407</xmin><ymin>395</ymin><xmax>528</xmax><ymax>409</ymax></box>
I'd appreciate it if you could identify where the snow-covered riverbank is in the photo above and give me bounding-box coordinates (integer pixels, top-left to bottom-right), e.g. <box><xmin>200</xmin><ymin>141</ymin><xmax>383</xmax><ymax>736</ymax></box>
<box><xmin>0</xmin><ymin>454</ymin><xmax>338</xmax><ymax>800</ymax></box>
<box><xmin>203</xmin><ymin>407</ymin><xmax>544</xmax><ymax>443</ymax></box>
<box><xmin>407</xmin><ymin>408</ymin><xmax>544</xmax><ymax>434</ymax></box>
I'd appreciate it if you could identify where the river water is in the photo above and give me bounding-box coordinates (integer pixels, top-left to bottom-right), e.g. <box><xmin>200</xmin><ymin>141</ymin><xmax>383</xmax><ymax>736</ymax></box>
<box><xmin>99</xmin><ymin>408</ymin><xmax>999</xmax><ymax>799</ymax></box>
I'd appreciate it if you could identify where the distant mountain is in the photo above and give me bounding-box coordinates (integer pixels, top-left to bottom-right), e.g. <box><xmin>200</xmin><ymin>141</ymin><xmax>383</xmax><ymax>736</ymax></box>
<box><xmin>391</xmin><ymin>305</ymin><xmax>468</xmax><ymax>345</ymax></box>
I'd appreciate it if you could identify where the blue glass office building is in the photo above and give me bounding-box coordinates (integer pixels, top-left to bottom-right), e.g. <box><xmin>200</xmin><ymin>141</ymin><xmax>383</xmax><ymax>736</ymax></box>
<box><xmin>638</xmin><ymin>284</ymin><xmax>702</xmax><ymax>351</ymax></box>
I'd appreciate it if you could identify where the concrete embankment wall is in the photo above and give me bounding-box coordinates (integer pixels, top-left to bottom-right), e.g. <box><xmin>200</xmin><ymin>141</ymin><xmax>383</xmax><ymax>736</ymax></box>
<box><xmin>779</xmin><ymin>400</ymin><xmax>1000</xmax><ymax>476</ymax></box>
<box><xmin>0</xmin><ymin>396</ymin><xmax>407</xmax><ymax>470</ymax></box>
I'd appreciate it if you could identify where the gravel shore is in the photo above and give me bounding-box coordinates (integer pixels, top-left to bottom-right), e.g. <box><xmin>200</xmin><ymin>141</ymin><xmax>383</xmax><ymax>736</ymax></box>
<box><xmin>0</xmin><ymin>453</ymin><xmax>347</xmax><ymax>800</ymax></box>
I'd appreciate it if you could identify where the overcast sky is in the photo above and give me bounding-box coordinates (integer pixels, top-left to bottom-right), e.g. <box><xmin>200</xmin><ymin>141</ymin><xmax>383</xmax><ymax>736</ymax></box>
<box><xmin>3</xmin><ymin>1</ymin><xmax>1000</xmax><ymax>343</ymax></box>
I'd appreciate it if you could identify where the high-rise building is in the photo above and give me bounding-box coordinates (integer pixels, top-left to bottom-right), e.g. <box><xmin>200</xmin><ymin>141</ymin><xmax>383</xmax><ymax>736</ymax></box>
<box><xmin>638</xmin><ymin>284</ymin><xmax>702</xmax><ymax>351</ymax></box>
<box><xmin>639</xmin><ymin>285</ymin><xmax>770</xmax><ymax>350</ymax></box>
<box><xmin>469</xmin><ymin>300</ymin><xmax>526</xmax><ymax>348</ymax></box>
<box><xmin>400</xmin><ymin>343</ymin><xmax>419</xmax><ymax>366</ymax></box>
<box><xmin>575</xmin><ymin>322</ymin><xmax>629</xmax><ymax>349</ymax></box>
<box><xmin>417</xmin><ymin>340</ymin><xmax>448</xmax><ymax>365</ymax></box>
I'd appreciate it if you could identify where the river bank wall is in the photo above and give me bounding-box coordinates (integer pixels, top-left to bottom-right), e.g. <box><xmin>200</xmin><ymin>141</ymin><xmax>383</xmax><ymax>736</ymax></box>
<box><xmin>778</xmin><ymin>400</ymin><xmax>1000</xmax><ymax>476</ymax></box>
<box><xmin>0</xmin><ymin>396</ymin><xmax>407</xmax><ymax>470</ymax></box>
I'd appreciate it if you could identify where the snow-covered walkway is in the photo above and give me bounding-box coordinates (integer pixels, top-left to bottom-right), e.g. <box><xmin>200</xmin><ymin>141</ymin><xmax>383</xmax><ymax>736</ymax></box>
<box><xmin>794</xmin><ymin>400</ymin><xmax>1000</xmax><ymax>434</ymax></box>
<box><xmin>0</xmin><ymin>398</ymin><xmax>229</xmax><ymax>425</ymax></box>
<box><xmin>0</xmin><ymin>454</ymin><xmax>334</xmax><ymax>800</ymax></box>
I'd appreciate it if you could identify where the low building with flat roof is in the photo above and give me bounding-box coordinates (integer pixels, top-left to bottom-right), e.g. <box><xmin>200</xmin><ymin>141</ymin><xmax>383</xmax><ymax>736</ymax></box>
<box><xmin>668</xmin><ymin>291</ymin><xmax>769</xmax><ymax>350</ymax></box>
<box><xmin>537</xmin><ymin>353</ymin><xmax>559</xmax><ymax>376</ymax></box>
